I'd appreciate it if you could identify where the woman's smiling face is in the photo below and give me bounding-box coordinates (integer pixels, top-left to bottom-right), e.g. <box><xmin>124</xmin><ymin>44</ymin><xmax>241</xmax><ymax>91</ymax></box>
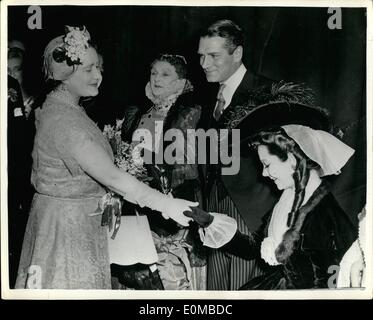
<box><xmin>63</xmin><ymin>47</ymin><xmax>102</xmax><ymax>98</ymax></box>
<box><xmin>257</xmin><ymin>144</ymin><xmax>296</xmax><ymax>190</ymax></box>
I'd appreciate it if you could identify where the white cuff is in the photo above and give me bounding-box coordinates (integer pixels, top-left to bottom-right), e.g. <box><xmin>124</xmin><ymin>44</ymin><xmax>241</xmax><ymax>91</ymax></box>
<box><xmin>198</xmin><ymin>212</ymin><xmax>237</xmax><ymax>248</ymax></box>
<box><xmin>260</xmin><ymin>237</ymin><xmax>281</xmax><ymax>266</ymax></box>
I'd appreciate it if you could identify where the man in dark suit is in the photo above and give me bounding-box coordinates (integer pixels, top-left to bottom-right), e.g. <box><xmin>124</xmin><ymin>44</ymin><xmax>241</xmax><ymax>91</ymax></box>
<box><xmin>8</xmin><ymin>75</ymin><xmax>32</xmax><ymax>288</ymax></box>
<box><xmin>197</xmin><ymin>19</ymin><xmax>278</xmax><ymax>290</ymax></box>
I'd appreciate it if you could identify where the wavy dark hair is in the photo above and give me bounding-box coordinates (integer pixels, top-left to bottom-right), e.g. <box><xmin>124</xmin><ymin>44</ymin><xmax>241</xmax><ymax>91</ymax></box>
<box><xmin>201</xmin><ymin>19</ymin><xmax>244</xmax><ymax>54</ymax></box>
<box><xmin>250</xmin><ymin>128</ymin><xmax>320</xmax><ymax>263</ymax></box>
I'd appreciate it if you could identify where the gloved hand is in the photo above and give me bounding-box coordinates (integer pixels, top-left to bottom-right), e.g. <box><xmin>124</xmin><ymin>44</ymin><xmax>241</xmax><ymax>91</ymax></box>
<box><xmin>183</xmin><ymin>206</ymin><xmax>214</xmax><ymax>228</ymax></box>
<box><xmin>161</xmin><ymin>198</ymin><xmax>198</xmax><ymax>226</ymax></box>
<box><xmin>131</xmin><ymin>177</ymin><xmax>197</xmax><ymax>226</ymax></box>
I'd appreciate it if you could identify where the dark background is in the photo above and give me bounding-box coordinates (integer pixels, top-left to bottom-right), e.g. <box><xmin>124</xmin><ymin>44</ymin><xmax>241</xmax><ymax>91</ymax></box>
<box><xmin>8</xmin><ymin>5</ymin><xmax>367</xmax><ymax>223</ymax></box>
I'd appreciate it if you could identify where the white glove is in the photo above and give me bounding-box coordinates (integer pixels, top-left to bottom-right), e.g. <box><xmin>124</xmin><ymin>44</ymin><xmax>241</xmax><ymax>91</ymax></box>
<box><xmin>161</xmin><ymin>197</ymin><xmax>198</xmax><ymax>226</ymax></box>
<box><xmin>159</xmin><ymin>192</ymin><xmax>173</xmax><ymax>220</ymax></box>
<box><xmin>132</xmin><ymin>180</ymin><xmax>197</xmax><ymax>226</ymax></box>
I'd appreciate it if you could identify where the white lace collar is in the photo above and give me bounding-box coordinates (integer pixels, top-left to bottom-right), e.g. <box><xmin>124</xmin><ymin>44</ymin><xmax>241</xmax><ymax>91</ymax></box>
<box><xmin>145</xmin><ymin>79</ymin><xmax>193</xmax><ymax>111</ymax></box>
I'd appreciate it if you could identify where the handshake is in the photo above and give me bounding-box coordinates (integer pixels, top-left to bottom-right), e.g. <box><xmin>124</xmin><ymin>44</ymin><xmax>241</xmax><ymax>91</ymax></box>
<box><xmin>183</xmin><ymin>206</ymin><xmax>214</xmax><ymax>228</ymax></box>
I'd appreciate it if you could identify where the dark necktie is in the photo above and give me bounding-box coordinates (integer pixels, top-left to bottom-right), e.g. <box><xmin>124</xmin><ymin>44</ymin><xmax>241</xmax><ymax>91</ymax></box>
<box><xmin>213</xmin><ymin>83</ymin><xmax>226</xmax><ymax>121</ymax></box>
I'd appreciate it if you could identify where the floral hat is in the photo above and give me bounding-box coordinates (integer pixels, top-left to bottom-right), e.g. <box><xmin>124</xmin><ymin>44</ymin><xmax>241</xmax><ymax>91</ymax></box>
<box><xmin>43</xmin><ymin>25</ymin><xmax>91</xmax><ymax>81</ymax></box>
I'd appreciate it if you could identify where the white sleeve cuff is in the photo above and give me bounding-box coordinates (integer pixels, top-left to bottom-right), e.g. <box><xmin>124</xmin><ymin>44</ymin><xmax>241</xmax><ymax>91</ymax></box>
<box><xmin>198</xmin><ymin>212</ymin><xmax>237</xmax><ymax>248</ymax></box>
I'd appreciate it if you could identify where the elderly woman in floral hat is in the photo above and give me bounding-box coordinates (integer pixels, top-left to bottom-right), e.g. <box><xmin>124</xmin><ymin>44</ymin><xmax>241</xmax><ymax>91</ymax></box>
<box><xmin>15</xmin><ymin>26</ymin><xmax>197</xmax><ymax>290</ymax></box>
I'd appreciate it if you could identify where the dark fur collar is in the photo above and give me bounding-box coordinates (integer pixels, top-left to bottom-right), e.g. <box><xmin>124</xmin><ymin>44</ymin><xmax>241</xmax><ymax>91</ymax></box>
<box><xmin>163</xmin><ymin>91</ymin><xmax>196</xmax><ymax>133</ymax></box>
<box><xmin>292</xmin><ymin>181</ymin><xmax>330</xmax><ymax>231</ymax></box>
<box><xmin>121</xmin><ymin>91</ymin><xmax>196</xmax><ymax>143</ymax></box>
<box><xmin>275</xmin><ymin>181</ymin><xmax>330</xmax><ymax>263</ymax></box>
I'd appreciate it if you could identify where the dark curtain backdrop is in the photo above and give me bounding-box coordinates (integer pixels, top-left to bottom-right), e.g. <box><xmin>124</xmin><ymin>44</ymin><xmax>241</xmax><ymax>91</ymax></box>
<box><xmin>8</xmin><ymin>5</ymin><xmax>366</xmax><ymax>223</ymax></box>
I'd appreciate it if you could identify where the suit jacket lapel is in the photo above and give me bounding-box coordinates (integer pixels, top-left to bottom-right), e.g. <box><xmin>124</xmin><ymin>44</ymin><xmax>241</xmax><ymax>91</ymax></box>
<box><xmin>218</xmin><ymin>71</ymin><xmax>256</xmax><ymax>127</ymax></box>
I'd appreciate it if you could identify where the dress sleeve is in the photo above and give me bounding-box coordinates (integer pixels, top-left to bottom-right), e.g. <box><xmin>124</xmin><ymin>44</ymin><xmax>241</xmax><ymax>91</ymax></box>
<box><xmin>53</xmin><ymin>112</ymin><xmax>102</xmax><ymax>176</ymax></box>
<box><xmin>215</xmin><ymin>210</ymin><xmax>271</xmax><ymax>260</ymax></box>
<box><xmin>198</xmin><ymin>212</ymin><xmax>238</xmax><ymax>248</ymax></box>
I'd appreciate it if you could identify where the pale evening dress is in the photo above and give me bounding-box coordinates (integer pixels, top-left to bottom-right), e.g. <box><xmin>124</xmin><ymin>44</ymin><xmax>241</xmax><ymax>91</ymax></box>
<box><xmin>15</xmin><ymin>90</ymin><xmax>113</xmax><ymax>289</ymax></box>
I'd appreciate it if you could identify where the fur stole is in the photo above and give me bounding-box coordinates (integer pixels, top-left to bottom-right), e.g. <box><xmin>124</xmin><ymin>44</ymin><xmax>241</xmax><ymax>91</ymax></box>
<box><xmin>121</xmin><ymin>87</ymin><xmax>197</xmax><ymax>143</ymax></box>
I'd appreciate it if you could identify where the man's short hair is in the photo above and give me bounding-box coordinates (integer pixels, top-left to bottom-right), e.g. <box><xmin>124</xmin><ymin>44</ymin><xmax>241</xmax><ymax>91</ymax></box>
<box><xmin>201</xmin><ymin>19</ymin><xmax>244</xmax><ymax>54</ymax></box>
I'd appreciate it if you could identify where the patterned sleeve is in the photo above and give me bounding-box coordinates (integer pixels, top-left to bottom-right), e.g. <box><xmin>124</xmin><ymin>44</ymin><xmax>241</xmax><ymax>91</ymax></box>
<box><xmin>53</xmin><ymin>111</ymin><xmax>100</xmax><ymax>176</ymax></box>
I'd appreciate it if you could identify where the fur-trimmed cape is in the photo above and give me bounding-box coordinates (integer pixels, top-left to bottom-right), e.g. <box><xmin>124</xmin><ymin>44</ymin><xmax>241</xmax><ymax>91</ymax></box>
<box><xmin>274</xmin><ymin>182</ymin><xmax>329</xmax><ymax>263</ymax></box>
<box><xmin>221</xmin><ymin>181</ymin><xmax>357</xmax><ymax>289</ymax></box>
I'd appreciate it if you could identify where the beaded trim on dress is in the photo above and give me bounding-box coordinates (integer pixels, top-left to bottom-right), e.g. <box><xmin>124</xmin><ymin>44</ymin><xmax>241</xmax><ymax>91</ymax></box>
<box><xmin>48</xmin><ymin>87</ymin><xmax>84</xmax><ymax>111</ymax></box>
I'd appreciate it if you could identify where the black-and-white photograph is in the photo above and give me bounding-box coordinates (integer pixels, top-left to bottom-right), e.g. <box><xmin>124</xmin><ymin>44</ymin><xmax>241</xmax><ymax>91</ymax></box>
<box><xmin>1</xmin><ymin>0</ymin><xmax>371</xmax><ymax>300</ymax></box>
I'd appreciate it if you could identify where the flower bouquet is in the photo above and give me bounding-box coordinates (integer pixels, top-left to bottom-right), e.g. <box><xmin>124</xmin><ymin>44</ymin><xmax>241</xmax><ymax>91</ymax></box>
<box><xmin>101</xmin><ymin>119</ymin><xmax>159</xmax><ymax>268</ymax></box>
<box><xmin>101</xmin><ymin>119</ymin><xmax>150</xmax><ymax>239</ymax></box>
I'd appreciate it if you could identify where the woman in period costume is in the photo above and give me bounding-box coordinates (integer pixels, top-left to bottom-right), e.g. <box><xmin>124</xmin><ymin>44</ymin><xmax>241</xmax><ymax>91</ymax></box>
<box><xmin>117</xmin><ymin>54</ymin><xmax>206</xmax><ymax>290</ymax></box>
<box><xmin>186</xmin><ymin>84</ymin><xmax>358</xmax><ymax>289</ymax></box>
<box><xmin>15</xmin><ymin>27</ymin><xmax>196</xmax><ymax>290</ymax></box>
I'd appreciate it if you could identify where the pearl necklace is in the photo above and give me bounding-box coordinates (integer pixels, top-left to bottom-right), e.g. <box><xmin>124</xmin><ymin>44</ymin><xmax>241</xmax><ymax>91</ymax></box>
<box><xmin>48</xmin><ymin>88</ymin><xmax>84</xmax><ymax>112</ymax></box>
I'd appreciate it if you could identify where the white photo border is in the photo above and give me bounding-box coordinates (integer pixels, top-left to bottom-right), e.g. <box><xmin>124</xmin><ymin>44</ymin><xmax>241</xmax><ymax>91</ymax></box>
<box><xmin>1</xmin><ymin>0</ymin><xmax>372</xmax><ymax>300</ymax></box>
